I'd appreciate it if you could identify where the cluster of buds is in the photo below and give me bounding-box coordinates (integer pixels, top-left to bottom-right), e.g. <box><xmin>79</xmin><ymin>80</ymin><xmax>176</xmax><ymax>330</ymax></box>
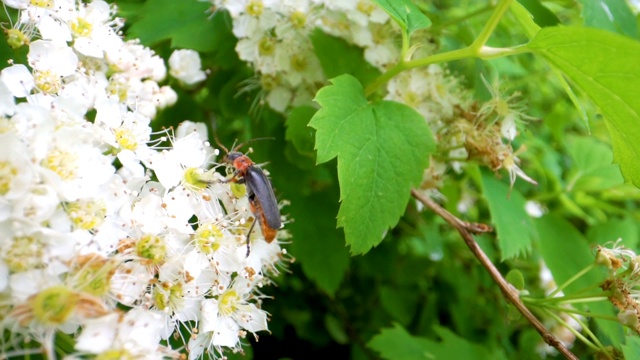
<box><xmin>386</xmin><ymin>67</ymin><xmax>536</xmax><ymax>199</ymax></box>
<box><xmin>596</xmin><ymin>240</ymin><xmax>640</xmax><ymax>333</ymax></box>
<box><xmin>0</xmin><ymin>1</ymin><xmax>287</xmax><ymax>359</ymax></box>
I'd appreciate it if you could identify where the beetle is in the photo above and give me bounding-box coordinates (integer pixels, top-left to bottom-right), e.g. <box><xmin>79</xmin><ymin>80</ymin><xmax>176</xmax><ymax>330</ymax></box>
<box><xmin>216</xmin><ymin>139</ymin><xmax>281</xmax><ymax>257</ymax></box>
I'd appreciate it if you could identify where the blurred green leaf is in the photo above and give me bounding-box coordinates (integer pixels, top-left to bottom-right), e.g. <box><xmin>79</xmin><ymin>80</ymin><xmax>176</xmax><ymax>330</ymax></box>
<box><xmin>127</xmin><ymin>0</ymin><xmax>221</xmax><ymax>52</ymax></box>
<box><xmin>368</xmin><ymin>323</ymin><xmax>433</xmax><ymax>360</ymax></box>
<box><xmin>379</xmin><ymin>286</ymin><xmax>420</xmax><ymax>326</ymax></box>
<box><xmin>528</xmin><ymin>27</ymin><xmax>640</xmax><ymax>187</ymax></box>
<box><xmin>372</xmin><ymin>0</ymin><xmax>432</xmax><ymax>34</ymax></box>
<box><xmin>622</xmin><ymin>336</ymin><xmax>640</xmax><ymax>359</ymax></box>
<box><xmin>578</xmin><ymin>0</ymin><xmax>638</xmax><ymax>38</ymax></box>
<box><xmin>288</xmin><ymin>190</ymin><xmax>350</xmax><ymax>296</ymax></box>
<box><xmin>481</xmin><ymin>172</ymin><xmax>534</xmax><ymax>260</ymax></box>
<box><xmin>310</xmin><ymin>30</ymin><xmax>381</xmax><ymax>86</ymax></box>
<box><xmin>368</xmin><ymin>324</ymin><xmax>505</xmax><ymax>360</ymax></box>
<box><xmin>516</xmin><ymin>0</ymin><xmax>560</xmax><ymax>28</ymax></box>
<box><xmin>535</xmin><ymin>215</ymin><xmax>606</xmax><ymax>292</ymax></box>
<box><xmin>309</xmin><ymin>74</ymin><xmax>434</xmax><ymax>254</ymax></box>
<box><xmin>587</xmin><ymin>217</ymin><xmax>639</xmax><ymax>249</ymax></box>
<box><xmin>566</xmin><ymin>136</ymin><xmax>624</xmax><ymax>192</ymax></box>
<box><xmin>511</xmin><ymin>1</ymin><xmax>541</xmax><ymax>38</ymax></box>
<box><xmin>324</xmin><ymin>314</ymin><xmax>349</xmax><ymax>344</ymax></box>
<box><xmin>506</xmin><ymin>269</ymin><xmax>525</xmax><ymax>290</ymax></box>
<box><xmin>285</xmin><ymin>106</ymin><xmax>317</xmax><ymax>157</ymax></box>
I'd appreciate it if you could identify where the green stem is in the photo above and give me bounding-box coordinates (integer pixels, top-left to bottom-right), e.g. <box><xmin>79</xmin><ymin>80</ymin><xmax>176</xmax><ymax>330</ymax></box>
<box><xmin>557</xmin><ymin>297</ymin><xmax>610</xmax><ymax>305</ymax></box>
<box><xmin>470</xmin><ymin>0</ymin><xmax>513</xmax><ymax>50</ymax></box>
<box><xmin>364</xmin><ymin>0</ymin><xmax>520</xmax><ymax>97</ymax></box>
<box><xmin>549</xmin><ymin>263</ymin><xmax>596</xmax><ymax>298</ymax></box>
<box><xmin>400</xmin><ymin>25</ymin><xmax>410</xmax><ymax>60</ymax></box>
<box><xmin>528</xmin><ymin>303</ymin><xmax>618</xmax><ymax>322</ymax></box>
<box><xmin>569</xmin><ymin>312</ymin><xmax>607</xmax><ymax>352</ymax></box>
<box><xmin>543</xmin><ymin>308</ymin><xmax>600</xmax><ymax>352</ymax></box>
<box><xmin>523</xmin><ymin>292</ymin><xmax>608</xmax><ymax>304</ymax></box>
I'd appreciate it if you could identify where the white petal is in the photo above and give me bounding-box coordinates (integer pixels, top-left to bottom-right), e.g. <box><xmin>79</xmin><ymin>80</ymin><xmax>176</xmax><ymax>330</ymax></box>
<box><xmin>75</xmin><ymin>313</ymin><xmax>119</xmax><ymax>353</ymax></box>
<box><xmin>1</xmin><ymin>64</ymin><xmax>34</xmax><ymax>98</ymax></box>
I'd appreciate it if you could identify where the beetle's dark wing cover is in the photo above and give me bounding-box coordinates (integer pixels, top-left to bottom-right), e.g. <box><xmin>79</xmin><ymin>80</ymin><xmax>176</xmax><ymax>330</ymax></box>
<box><xmin>245</xmin><ymin>167</ymin><xmax>282</xmax><ymax>229</ymax></box>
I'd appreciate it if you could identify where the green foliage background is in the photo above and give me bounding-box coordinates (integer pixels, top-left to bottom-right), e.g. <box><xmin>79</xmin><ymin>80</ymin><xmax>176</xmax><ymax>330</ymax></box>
<box><xmin>3</xmin><ymin>0</ymin><xmax>640</xmax><ymax>358</ymax></box>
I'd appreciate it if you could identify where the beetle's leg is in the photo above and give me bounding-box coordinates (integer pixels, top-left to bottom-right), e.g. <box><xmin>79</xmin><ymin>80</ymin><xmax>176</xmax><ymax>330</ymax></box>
<box><xmin>219</xmin><ymin>170</ymin><xmax>245</xmax><ymax>184</ymax></box>
<box><xmin>245</xmin><ymin>217</ymin><xmax>257</xmax><ymax>257</ymax></box>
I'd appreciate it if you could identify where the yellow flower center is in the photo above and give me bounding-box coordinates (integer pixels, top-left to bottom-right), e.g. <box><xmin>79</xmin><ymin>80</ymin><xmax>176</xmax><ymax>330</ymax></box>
<box><xmin>136</xmin><ymin>234</ymin><xmax>167</xmax><ymax>265</ymax></box>
<box><xmin>66</xmin><ymin>200</ymin><xmax>107</xmax><ymax>231</ymax></box>
<box><xmin>5</xmin><ymin>236</ymin><xmax>43</xmax><ymax>272</ymax></box>
<box><xmin>195</xmin><ymin>223</ymin><xmax>224</xmax><ymax>254</ymax></box>
<box><xmin>219</xmin><ymin>289</ymin><xmax>240</xmax><ymax>316</ymax></box>
<box><xmin>71</xmin><ymin>17</ymin><xmax>93</xmax><ymax>38</ymax></box>
<box><xmin>34</xmin><ymin>70</ymin><xmax>62</xmax><ymax>95</ymax></box>
<box><xmin>246</xmin><ymin>0</ymin><xmax>264</xmax><ymax>17</ymax></box>
<box><xmin>0</xmin><ymin>161</ymin><xmax>17</xmax><ymax>195</ymax></box>
<box><xmin>290</xmin><ymin>11</ymin><xmax>307</xmax><ymax>29</ymax></box>
<box><xmin>258</xmin><ymin>37</ymin><xmax>276</xmax><ymax>56</ymax></box>
<box><xmin>115</xmin><ymin>127</ymin><xmax>138</xmax><ymax>151</ymax></box>
<box><xmin>31</xmin><ymin>286</ymin><xmax>79</xmax><ymax>325</ymax></box>
<box><xmin>44</xmin><ymin>148</ymin><xmax>78</xmax><ymax>180</ymax></box>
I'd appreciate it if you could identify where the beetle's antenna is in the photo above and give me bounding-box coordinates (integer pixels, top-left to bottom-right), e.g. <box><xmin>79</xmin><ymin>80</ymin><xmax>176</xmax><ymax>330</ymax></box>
<box><xmin>210</xmin><ymin>114</ymin><xmax>230</xmax><ymax>155</ymax></box>
<box><xmin>213</xmin><ymin>132</ymin><xmax>229</xmax><ymax>154</ymax></box>
<box><xmin>232</xmin><ymin>137</ymin><xmax>276</xmax><ymax>152</ymax></box>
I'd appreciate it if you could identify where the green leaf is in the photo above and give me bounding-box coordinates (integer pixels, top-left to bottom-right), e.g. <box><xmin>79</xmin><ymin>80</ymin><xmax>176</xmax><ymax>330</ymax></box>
<box><xmin>566</xmin><ymin>136</ymin><xmax>624</xmax><ymax>192</ymax></box>
<box><xmin>527</xmin><ymin>27</ymin><xmax>640</xmax><ymax>187</ymax></box>
<box><xmin>127</xmin><ymin>0</ymin><xmax>221</xmax><ymax>52</ymax></box>
<box><xmin>480</xmin><ymin>172</ymin><xmax>534</xmax><ymax>260</ymax></box>
<box><xmin>372</xmin><ymin>0</ymin><xmax>431</xmax><ymax>34</ymax></box>
<box><xmin>578</xmin><ymin>0</ymin><xmax>638</xmax><ymax>38</ymax></box>
<box><xmin>368</xmin><ymin>324</ymin><xmax>505</xmax><ymax>360</ymax></box>
<box><xmin>511</xmin><ymin>1</ymin><xmax>541</xmax><ymax>38</ymax></box>
<box><xmin>310</xmin><ymin>30</ymin><xmax>381</xmax><ymax>86</ymax></box>
<box><xmin>285</xmin><ymin>106</ymin><xmax>317</xmax><ymax>157</ymax></box>
<box><xmin>622</xmin><ymin>336</ymin><xmax>640</xmax><ymax>359</ymax></box>
<box><xmin>379</xmin><ymin>286</ymin><xmax>419</xmax><ymax>326</ymax></box>
<box><xmin>587</xmin><ymin>217</ymin><xmax>639</xmax><ymax>249</ymax></box>
<box><xmin>289</xmin><ymin>190</ymin><xmax>350</xmax><ymax>296</ymax></box>
<box><xmin>516</xmin><ymin>0</ymin><xmax>560</xmax><ymax>28</ymax></box>
<box><xmin>309</xmin><ymin>75</ymin><xmax>434</xmax><ymax>254</ymax></box>
<box><xmin>368</xmin><ymin>323</ymin><xmax>432</xmax><ymax>360</ymax></box>
<box><xmin>535</xmin><ymin>215</ymin><xmax>603</xmax><ymax>292</ymax></box>
<box><xmin>506</xmin><ymin>269</ymin><xmax>525</xmax><ymax>290</ymax></box>
<box><xmin>324</xmin><ymin>314</ymin><xmax>349</xmax><ymax>344</ymax></box>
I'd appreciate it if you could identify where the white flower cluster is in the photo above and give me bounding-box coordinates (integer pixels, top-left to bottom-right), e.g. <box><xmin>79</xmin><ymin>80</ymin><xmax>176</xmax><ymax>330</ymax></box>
<box><xmin>0</xmin><ymin>1</ymin><xmax>285</xmax><ymax>359</ymax></box>
<box><xmin>211</xmin><ymin>0</ymin><xmax>396</xmax><ymax>112</ymax></box>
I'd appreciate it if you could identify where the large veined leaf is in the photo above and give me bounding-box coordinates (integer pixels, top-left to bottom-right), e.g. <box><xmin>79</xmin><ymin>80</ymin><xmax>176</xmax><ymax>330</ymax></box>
<box><xmin>527</xmin><ymin>27</ymin><xmax>640</xmax><ymax>187</ymax></box>
<box><xmin>309</xmin><ymin>75</ymin><xmax>434</xmax><ymax>254</ymax></box>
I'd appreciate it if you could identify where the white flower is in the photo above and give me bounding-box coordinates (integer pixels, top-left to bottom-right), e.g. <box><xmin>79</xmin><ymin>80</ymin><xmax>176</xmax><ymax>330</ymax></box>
<box><xmin>1</xmin><ymin>64</ymin><xmax>35</xmax><ymax>98</ymax></box>
<box><xmin>193</xmin><ymin>278</ymin><xmax>269</xmax><ymax>354</ymax></box>
<box><xmin>70</xmin><ymin>1</ymin><xmax>124</xmax><ymax>58</ymax></box>
<box><xmin>169</xmin><ymin>49</ymin><xmax>207</xmax><ymax>86</ymax></box>
<box><xmin>28</xmin><ymin>40</ymin><xmax>78</xmax><ymax>77</ymax></box>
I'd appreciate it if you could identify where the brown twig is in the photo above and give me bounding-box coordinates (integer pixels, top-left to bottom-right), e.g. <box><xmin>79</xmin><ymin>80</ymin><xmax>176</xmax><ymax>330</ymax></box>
<box><xmin>411</xmin><ymin>189</ymin><xmax>579</xmax><ymax>360</ymax></box>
